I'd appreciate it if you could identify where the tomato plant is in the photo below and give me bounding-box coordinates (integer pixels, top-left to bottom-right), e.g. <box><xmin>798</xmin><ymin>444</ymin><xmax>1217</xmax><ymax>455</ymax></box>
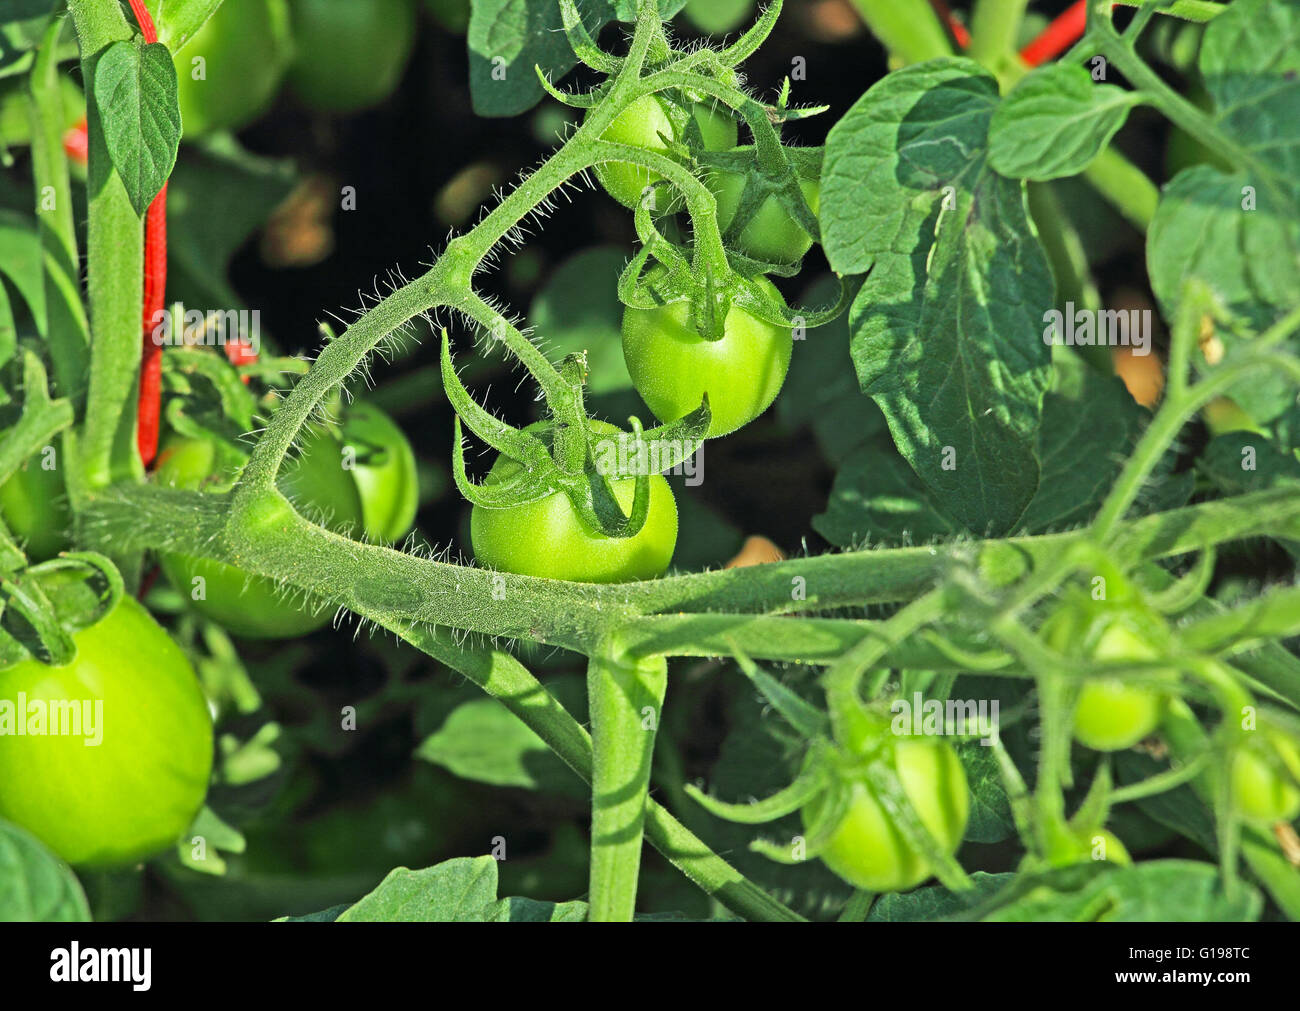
<box><xmin>4</xmin><ymin>0</ymin><xmax>1300</xmax><ymax>939</ymax></box>
<box><xmin>0</xmin><ymin>594</ymin><xmax>213</xmax><ymax>868</ymax></box>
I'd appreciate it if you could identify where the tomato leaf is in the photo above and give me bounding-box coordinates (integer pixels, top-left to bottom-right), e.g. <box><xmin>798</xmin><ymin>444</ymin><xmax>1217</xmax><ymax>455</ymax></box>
<box><xmin>0</xmin><ymin>210</ymin><xmax>46</xmax><ymax>337</ymax></box>
<box><xmin>985</xmin><ymin>860</ymin><xmax>1262</xmax><ymax>922</ymax></box>
<box><xmin>1199</xmin><ymin>0</ymin><xmax>1300</xmax><ymax>204</ymax></box>
<box><xmin>142</xmin><ymin>0</ymin><xmax>224</xmax><ymax>54</ymax></box>
<box><xmin>868</xmin><ymin>871</ymin><xmax>1014</xmax><ymax>922</ymax></box>
<box><xmin>92</xmin><ymin>39</ymin><xmax>181</xmax><ymax>217</ymax></box>
<box><xmin>989</xmin><ymin>64</ymin><xmax>1142</xmax><ymax>181</ymax></box>
<box><xmin>1016</xmin><ymin>355</ymin><xmax>1143</xmax><ymax>533</ymax></box>
<box><xmin>0</xmin><ymin>819</ymin><xmax>90</xmax><ymax>922</ymax></box>
<box><xmin>467</xmin><ymin>0</ymin><xmax>687</xmax><ymax>118</ymax></box>
<box><xmin>1147</xmin><ymin>165</ymin><xmax>1300</xmax><ymax>423</ymax></box>
<box><xmin>414</xmin><ymin>696</ymin><xmax>581</xmax><ymax>794</ymax></box>
<box><xmin>823</xmin><ymin>59</ymin><xmax>1054</xmax><ymax>536</ymax></box>
<box><xmin>813</xmin><ymin>440</ymin><xmax>961</xmax><ymax>548</ymax></box>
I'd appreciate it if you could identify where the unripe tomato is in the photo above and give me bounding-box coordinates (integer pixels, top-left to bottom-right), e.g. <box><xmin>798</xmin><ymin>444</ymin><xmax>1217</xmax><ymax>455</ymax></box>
<box><xmin>1072</xmin><ymin>621</ymin><xmax>1173</xmax><ymax>752</ymax></box>
<box><xmin>709</xmin><ymin>167</ymin><xmax>821</xmax><ymax>263</ymax></box>
<box><xmin>589</xmin><ymin>96</ymin><xmax>737</xmax><ymax>209</ymax></box>
<box><xmin>622</xmin><ymin>270</ymin><xmax>792</xmax><ymax>438</ymax></box>
<box><xmin>470</xmin><ymin>420</ymin><xmax>678</xmax><ymax>582</ymax></box>
<box><xmin>0</xmin><ymin>595</ymin><xmax>213</xmax><ymax>868</ymax></box>
<box><xmin>340</xmin><ymin>402</ymin><xmax>419</xmax><ymax>544</ymax></box>
<box><xmin>1231</xmin><ymin>730</ymin><xmax>1300</xmax><ymax>824</ymax></box>
<box><xmin>156</xmin><ymin>430</ymin><xmax>364</xmax><ymax>639</ymax></box>
<box><xmin>1048</xmin><ymin>826</ymin><xmax>1132</xmax><ymax>867</ymax></box>
<box><xmin>287</xmin><ymin>0</ymin><xmax>419</xmax><ymax>113</ymax></box>
<box><xmin>803</xmin><ymin>736</ymin><xmax>969</xmax><ymax>893</ymax></box>
<box><xmin>168</xmin><ymin>0</ymin><xmax>292</xmax><ymax>138</ymax></box>
<box><xmin>0</xmin><ymin>454</ymin><xmax>71</xmax><ymax>562</ymax></box>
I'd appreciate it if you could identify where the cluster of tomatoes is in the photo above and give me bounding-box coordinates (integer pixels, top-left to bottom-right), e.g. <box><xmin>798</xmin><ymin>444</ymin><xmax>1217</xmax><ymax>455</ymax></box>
<box><xmin>469</xmin><ymin>88</ymin><xmax>822</xmax><ymax>583</ymax></box>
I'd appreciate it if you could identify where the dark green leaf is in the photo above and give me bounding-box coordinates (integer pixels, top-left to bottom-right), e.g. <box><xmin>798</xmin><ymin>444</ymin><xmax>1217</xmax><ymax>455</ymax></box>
<box><xmin>868</xmin><ymin>871</ymin><xmax>1014</xmax><ymax>922</ymax></box>
<box><xmin>93</xmin><ymin>39</ymin><xmax>181</xmax><ymax>216</ymax></box>
<box><xmin>0</xmin><ymin>819</ymin><xmax>90</xmax><ymax>922</ymax></box>
<box><xmin>1147</xmin><ymin>165</ymin><xmax>1300</xmax><ymax>422</ymax></box>
<box><xmin>823</xmin><ymin>59</ymin><xmax>1054</xmax><ymax>535</ymax></box>
<box><xmin>989</xmin><ymin>63</ymin><xmax>1141</xmax><ymax>181</ymax></box>
<box><xmin>958</xmin><ymin>741</ymin><xmax>1015</xmax><ymax>844</ymax></box>
<box><xmin>985</xmin><ymin>860</ymin><xmax>1261</xmax><ymax>922</ymax></box>
<box><xmin>336</xmin><ymin>856</ymin><xmax>500</xmax><ymax>922</ymax></box>
<box><xmin>1017</xmin><ymin>354</ymin><xmax>1144</xmax><ymax>533</ymax></box>
<box><xmin>414</xmin><ymin>696</ymin><xmax>579</xmax><ymax>793</ymax></box>
<box><xmin>1199</xmin><ymin>0</ymin><xmax>1300</xmax><ymax>202</ymax></box>
<box><xmin>813</xmin><ymin>440</ymin><xmax>960</xmax><ymax>547</ymax></box>
<box><xmin>0</xmin><ymin>210</ymin><xmax>45</xmax><ymax>336</ymax></box>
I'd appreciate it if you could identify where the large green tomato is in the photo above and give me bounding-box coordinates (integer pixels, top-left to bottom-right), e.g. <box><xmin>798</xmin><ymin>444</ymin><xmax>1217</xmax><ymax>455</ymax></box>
<box><xmin>340</xmin><ymin>402</ymin><xmax>419</xmax><ymax>544</ymax></box>
<box><xmin>589</xmin><ymin>96</ymin><xmax>738</xmax><ymax>209</ymax></box>
<box><xmin>287</xmin><ymin>0</ymin><xmax>419</xmax><ymax>113</ymax></box>
<box><xmin>0</xmin><ymin>595</ymin><xmax>213</xmax><ymax>868</ymax></box>
<box><xmin>1231</xmin><ymin>730</ymin><xmax>1300</xmax><ymax>824</ymax></box>
<box><xmin>622</xmin><ymin>271</ymin><xmax>793</xmax><ymax>438</ymax></box>
<box><xmin>156</xmin><ymin>430</ymin><xmax>364</xmax><ymax>639</ymax></box>
<box><xmin>0</xmin><ymin>452</ymin><xmax>71</xmax><ymax>562</ymax></box>
<box><xmin>803</xmin><ymin>736</ymin><xmax>969</xmax><ymax>893</ymax></box>
<box><xmin>167</xmin><ymin>0</ymin><xmax>292</xmax><ymax>138</ymax></box>
<box><xmin>709</xmin><ymin>167</ymin><xmax>821</xmax><ymax>264</ymax></box>
<box><xmin>470</xmin><ymin>421</ymin><xmax>678</xmax><ymax>582</ymax></box>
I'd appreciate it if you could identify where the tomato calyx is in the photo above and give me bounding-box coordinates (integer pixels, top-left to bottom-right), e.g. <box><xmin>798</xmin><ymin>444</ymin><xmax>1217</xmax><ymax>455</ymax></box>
<box><xmin>442</xmin><ymin>329</ymin><xmax>707</xmax><ymax>541</ymax></box>
<box><xmin>0</xmin><ymin>552</ymin><xmax>124</xmax><ymax>669</ymax></box>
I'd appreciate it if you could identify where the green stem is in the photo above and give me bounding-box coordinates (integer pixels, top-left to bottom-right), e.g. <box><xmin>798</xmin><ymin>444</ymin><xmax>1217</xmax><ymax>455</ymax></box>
<box><xmin>848</xmin><ymin>0</ymin><xmax>954</xmax><ymax>64</ymax></box>
<box><xmin>1080</xmin><ymin>147</ymin><xmax>1159</xmax><ymax>231</ymax></box>
<box><xmin>968</xmin><ymin>0</ymin><xmax>1030</xmax><ymax>65</ymax></box>
<box><xmin>586</xmin><ymin>642</ymin><xmax>667</xmax><ymax>921</ymax></box>
<box><xmin>67</xmin><ymin>0</ymin><xmax>141</xmax><ymax>494</ymax></box>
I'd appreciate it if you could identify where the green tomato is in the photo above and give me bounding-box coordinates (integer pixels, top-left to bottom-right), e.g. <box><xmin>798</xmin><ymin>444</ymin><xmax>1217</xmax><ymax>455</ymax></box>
<box><xmin>0</xmin><ymin>595</ymin><xmax>213</xmax><ymax>868</ymax></box>
<box><xmin>288</xmin><ymin>0</ymin><xmax>419</xmax><ymax>113</ymax></box>
<box><xmin>340</xmin><ymin>402</ymin><xmax>419</xmax><ymax>544</ymax></box>
<box><xmin>470</xmin><ymin>421</ymin><xmax>678</xmax><ymax>583</ymax></box>
<box><xmin>156</xmin><ymin>430</ymin><xmax>364</xmax><ymax>639</ymax></box>
<box><xmin>803</xmin><ymin>737</ymin><xmax>969</xmax><ymax>893</ymax></box>
<box><xmin>168</xmin><ymin>0</ymin><xmax>292</xmax><ymax>138</ymax></box>
<box><xmin>589</xmin><ymin>96</ymin><xmax>737</xmax><ymax>209</ymax></box>
<box><xmin>622</xmin><ymin>271</ymin><xmax>793</xmax><ymax>438</ymax></box>
<box><xmin>1049</xmin><ymin>826</ymin><xmax>1132</xmax><ymax>867</ymax></box>
<box><xmin>1231</xmin><ymin>730</ymin><xmax>1300</xmax><ymax>824</ymax></box>
<box><xmin>1072</xmin><ymin>621</ymin><xmax>1173</xmax><ymax>752</ymax></box>
<box><xmin>710</xmin><ymin>167</ymin><xmax>821</xmax><ymax>264</ymax></box>
<box><xmin>0</xmin><ymin>453</ymin><xmax>71</xmax><ymax>562</ymax></box>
